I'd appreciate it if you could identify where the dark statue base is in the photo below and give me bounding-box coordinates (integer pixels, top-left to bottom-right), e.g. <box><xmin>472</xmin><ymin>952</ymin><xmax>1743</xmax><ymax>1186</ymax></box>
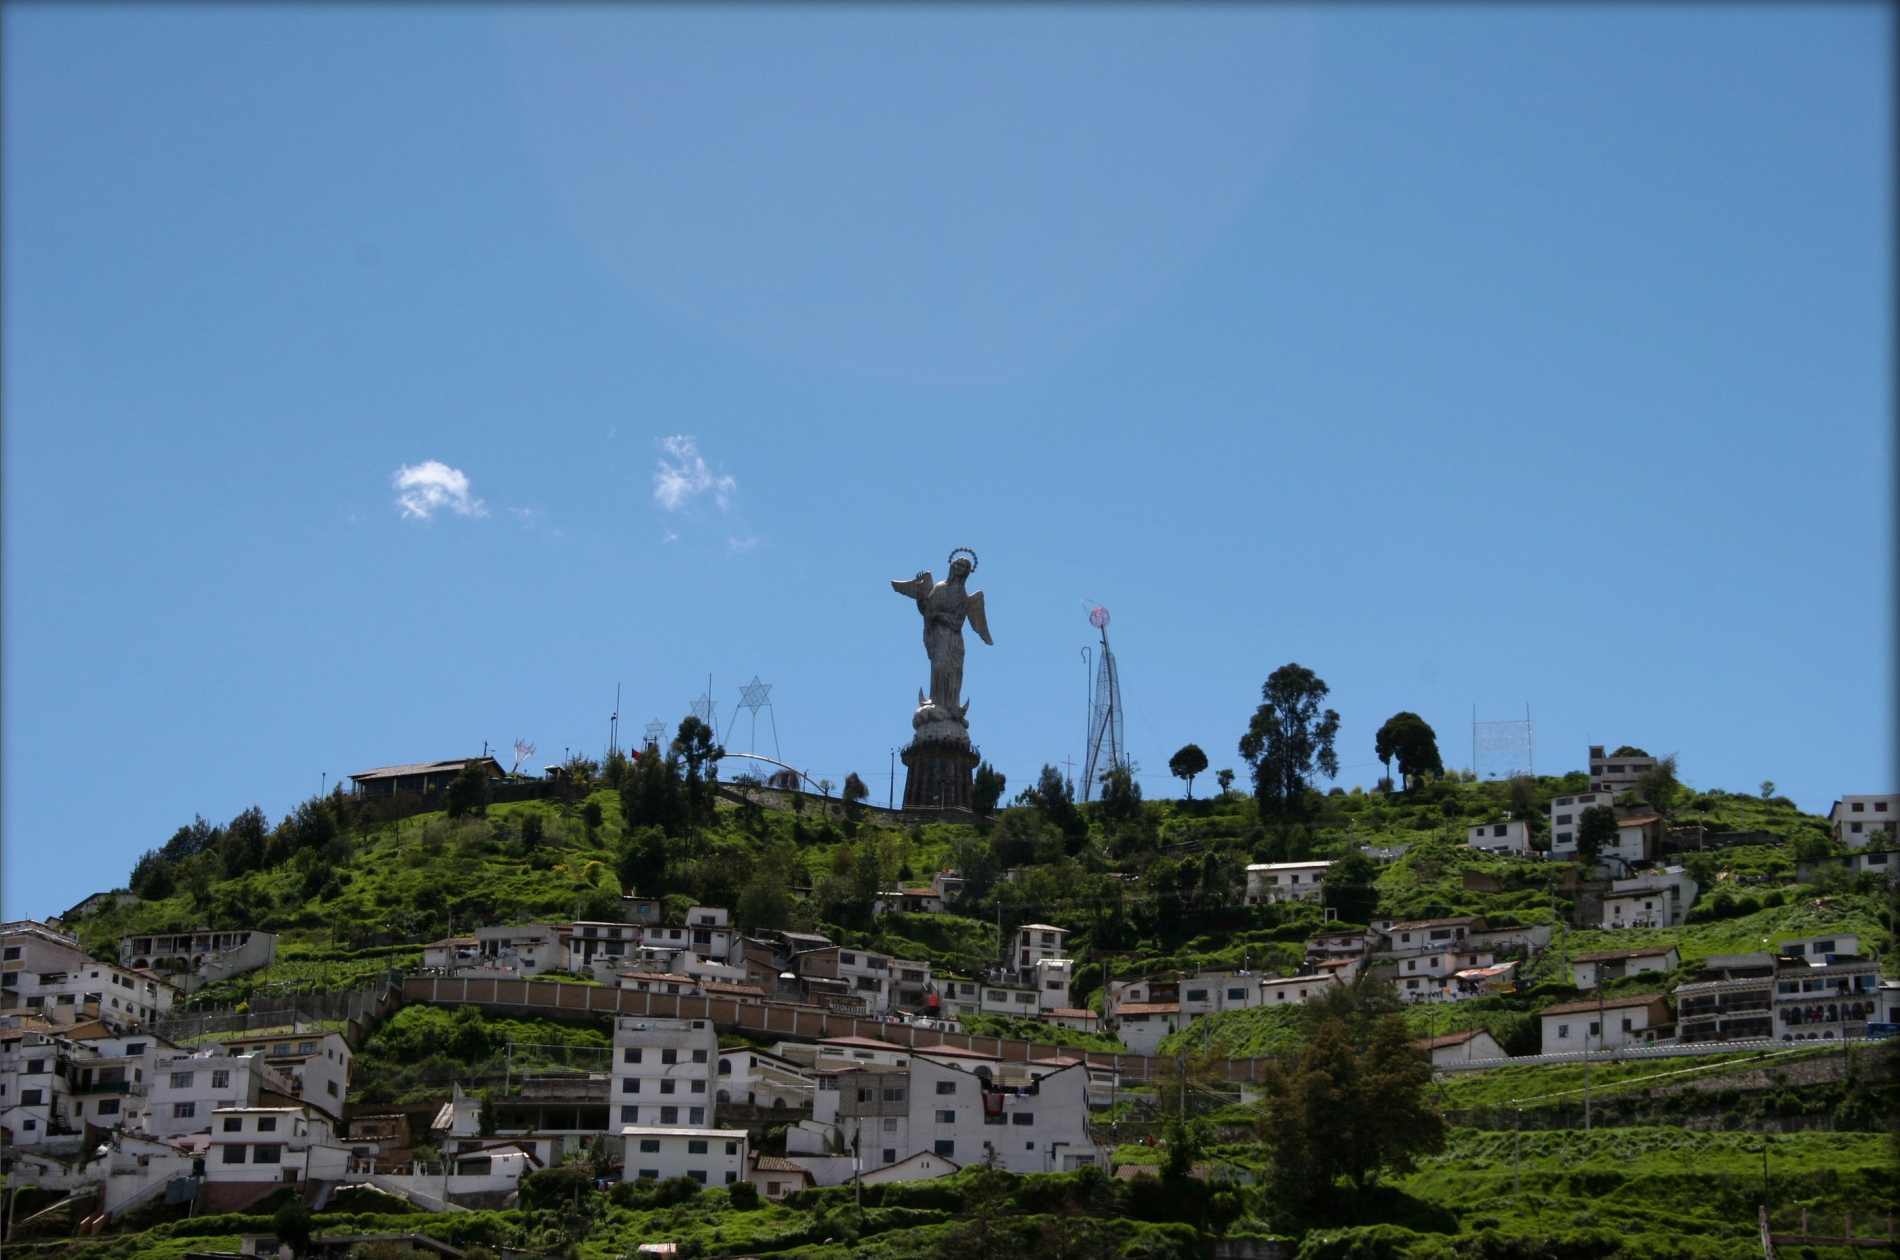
<box><xmin>900</xmin><ymin>739</ymin><xmax>980</xmax><ymax>813</ymax></box>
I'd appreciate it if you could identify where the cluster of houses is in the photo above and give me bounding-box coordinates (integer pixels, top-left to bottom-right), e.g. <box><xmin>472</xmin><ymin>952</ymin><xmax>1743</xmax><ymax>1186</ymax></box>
<box><xmin>4</xmin><ymin>749</ymin><xmax>1894</xmax><ymax>1227</ymax></box>
<box><xmin>417</xmin><ymin>900</ymin><xmax>1090</xmax><ymax>1033</ymax></box>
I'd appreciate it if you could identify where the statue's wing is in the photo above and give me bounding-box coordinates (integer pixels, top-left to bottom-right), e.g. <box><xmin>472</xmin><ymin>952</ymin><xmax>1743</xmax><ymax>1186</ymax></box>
<box><xmin>966</xmin><ymin>590</ymin><xmax>993</xmax><ymax>645</ymax></box>
<box><xmin>891</xmin><ymin>572</ymin><xmax>932</xmax><ymax>600</ymax></box>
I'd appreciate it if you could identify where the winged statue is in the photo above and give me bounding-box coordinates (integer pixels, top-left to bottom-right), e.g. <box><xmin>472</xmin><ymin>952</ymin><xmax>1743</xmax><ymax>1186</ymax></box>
<box><xmin>892</xmin><ymin>548</ymin><xmax>991</xmax><ymax>735</ymax></box>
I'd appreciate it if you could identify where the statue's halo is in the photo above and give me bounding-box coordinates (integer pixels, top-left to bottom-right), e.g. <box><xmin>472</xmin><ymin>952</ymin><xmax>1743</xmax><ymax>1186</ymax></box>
<box><xmin>948</xmin><ymin>547</ymin><xmax>979</xmax><ymax>573</ymax></box>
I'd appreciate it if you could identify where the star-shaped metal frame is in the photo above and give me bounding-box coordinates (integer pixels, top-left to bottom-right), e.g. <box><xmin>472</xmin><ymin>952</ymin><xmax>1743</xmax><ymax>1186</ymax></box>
<box><xmin>737</xmin><ymin>676</ymin><xmax>773</xmax><ymax>712</ymax></box>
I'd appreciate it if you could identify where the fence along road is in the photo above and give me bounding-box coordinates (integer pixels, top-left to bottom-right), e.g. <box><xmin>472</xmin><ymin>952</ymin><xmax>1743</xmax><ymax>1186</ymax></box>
<box><xmin>405</xmin><ymin>974</ymin><xmax>1274</xmax><ymax>1084</ymax></box>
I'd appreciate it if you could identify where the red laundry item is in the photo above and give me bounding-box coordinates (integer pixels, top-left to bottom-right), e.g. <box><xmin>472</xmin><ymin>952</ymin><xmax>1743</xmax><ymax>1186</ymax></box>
<box><xmin>982</xmin><ymin>1093</ymin><xmax>1004</xmax><ymax>1118</ymax></box>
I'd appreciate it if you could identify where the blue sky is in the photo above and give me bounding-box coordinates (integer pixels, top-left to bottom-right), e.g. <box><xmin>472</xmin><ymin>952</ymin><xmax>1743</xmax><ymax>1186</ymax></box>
<box><xmin>3</xmin><ymin>4</ymin><xmax>1890</xmax><ymax>919</ymax></box>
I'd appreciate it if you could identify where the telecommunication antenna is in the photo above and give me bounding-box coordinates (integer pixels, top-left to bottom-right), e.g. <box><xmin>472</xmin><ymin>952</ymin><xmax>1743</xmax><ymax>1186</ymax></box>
<box><xmin>723</xmin><ymin>676</ymin><xmax>780</xmax><ymax>758</ymax></box>
<box><xmin>1081</xmin><ymin>604</ymin><xmax>1125</xmax><ymax>801</ymax></box>
<box><xmin>510</xmin><ymin>739</ymin><xmax>537</xmax><ymax>775</ymax></box>
<box><xmin>608</xmin><ymin>684</ymin><xmax>621</xmax><ymax>758</ymax></box>
<box><xmin>642</xmin><ymin>719</ymin><xmax>667</xmax><ymax>750</ymax></box>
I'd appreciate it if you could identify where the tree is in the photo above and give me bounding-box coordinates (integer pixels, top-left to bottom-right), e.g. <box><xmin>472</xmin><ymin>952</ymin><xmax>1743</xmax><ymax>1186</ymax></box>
<box><xmin>1096</xmin><ymin>764</ymin><xmax>1142</xmax><ymax>822</ymax></box>
<box><xmin>1634</xmin><ymin>754</ymin><xmax>1680</xmax><ymax>815</ymax></box>
<box><xmin>1239</xmin><ymin>664</ymin><xmax>1341</xmax><ymax>822</ymax></box>
<box><xmin>972</xmin><ymin>762</ymin><xmax>1007</xmax><ymax>817</ymax></box>
<box><xmin>1321</xmin><ymin>852</ymin><xmax>1380</xmax><ymax>925</ymax></box>
<box><xmin>444</xmin><ymin>761</ymin><xmax>491</xmax><ymax>819</ymax></box>
<box><xmin>617</xmin><ymin>826</ymin><xmax>671</xmax><ymax>898</ymax></box>
<box><xmin>1373</xmin><ymin>713</ymin><xmax>1443</xmax><ymax>789</ymax></box>
<box><xmin>1168</xmin><ymin>744</ymin><xmax>1209</xmax><ymax>799</ymax></box>
<box><xmin>272</xmin><ymin>1202</ymin><xmax>313</xmax><ymax>1258</ymax></box>
<box><xmin>842</xmin><ymin>772</ymin><xmax>869</xmax><ymax>821</ymax></box>
<box><xmin>478</xmin><ymin>1093</ymin><xmax>498</xmax><ymax>1138</ymax></box>
<box><xmin>621</xmin><ymin>743</ymin><xmax>686</xmax><ymax>837</ymax></box>
<box><xmin>519</xmin><ymin>812</ymin><xmax>545</xmax><ymax>848</ymax></box>
<box><xmin>1216</xmin><ymin>768</ymin><xmax>1235</xmax><ymax>797</ymax></box>
<box><xmin>672</xmin><ymin>717</ymin><xmax>724</xmax><ymax>837</ymax></box>
<box><xmin>1257</xmin><ymin>1015</ymin><xmax>1445</xmax><ymax>1215</ymax></box>
<box><xmin>1760</xmin><ymin>780</ymin><xmax>1778</xmax><ymax>800</ymax></box>
<box><xmin>1576</xmin><ymin>805</ymin><xmax>1618</xmax><ymax>864</ymax></box>
<box><xmin>1017</xmin><ymin>764</ymin><xmax>1079</xmax><ymax>834</ymax></box>
<box><xmin>579</xmin><ymin>799</ymin><xmax>603</xmax><ymax>832</ymax></box>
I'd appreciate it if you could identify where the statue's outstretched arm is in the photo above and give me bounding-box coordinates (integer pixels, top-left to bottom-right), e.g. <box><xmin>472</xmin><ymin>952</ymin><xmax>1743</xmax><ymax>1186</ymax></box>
<box><xmin>966</xmin><ymin>591</ymin><xmax>993</xmax><ymax>645</ymax></box>
<box><xmin>891</xmin><ymin>572</ymin><xmax>932</xmax><ymax>600</ymax></box>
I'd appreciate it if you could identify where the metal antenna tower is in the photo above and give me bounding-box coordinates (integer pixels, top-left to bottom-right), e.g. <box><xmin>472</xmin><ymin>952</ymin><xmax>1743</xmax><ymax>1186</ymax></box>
<box><xmin>608</xmin><ymin>683</ymin><xmax>621</xmax><ymax>757</ymax></box>
<box><xmin>642</xmin><ymin>719</ymin><xmax>668</xmax><ymax>750</ymax></box>
<box><xmin>1081</xmin><ymin>604</ymin><xmax>1125</xmax><ymax>801</ymax></box>
<box><xmin>723</xmin><ymin>676</ymin><xmax>780</xmax><ymax>759</ymax></box>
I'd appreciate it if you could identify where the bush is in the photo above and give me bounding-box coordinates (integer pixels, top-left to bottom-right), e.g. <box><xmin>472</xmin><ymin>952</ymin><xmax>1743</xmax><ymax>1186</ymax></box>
<box><xmin>725</xmin><ymin>1179</ymin><xmax>760</xmax><ymax>1210</ymax></box>
<box><xmin>517</xmin><ymin>1163</ymin><xmax>592</xmax><ymax>1211</ymax></box>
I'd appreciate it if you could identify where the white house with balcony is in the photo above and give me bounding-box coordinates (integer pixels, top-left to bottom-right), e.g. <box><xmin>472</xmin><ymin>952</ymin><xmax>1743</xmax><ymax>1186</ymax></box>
<box><xmin>1601</xmin><ymin>867</ymin><xmax>1698</xmax><ymax>929</ymax></box>
<box><xmin>205</xmin><ymin>1105</ymin><xmax>350</xmax><ymax>1191</ymax></box>
<box><xmin>1828</xmin><ymin>795</ymin><xmax>1899</xmax><ymax>848</ymax></box>
<box><xmin>119</xmin><ymin>930</ymin><xmax>277</xmax><ymax>995</ymax></box>
<box><xmin>715</xmin><ymin>1047</ymin><xmax>813</xmax><ymax>1111</ymax></box>
<box><xmin>214</xmin><ymin>1030</ymin><xmax>352</xmax><ymax>1120</ymax></box>
<box><xmin>1588</xmin><ymin>745</ymin><xmax>1660</xmax><ymax>795</ymax></box>
<box><xmin>2</xmin><ymin>921</ymin><xmax>178</xmax><ymax>1024</ymax></box>
<box><xmin>1244</xmin><ymin>861</ymin><xmax>1332</xmax><ymax>904</ymax></box>
<box><xmin>611</xmin><ymin>1017</ymin><xmax>717</xmax><ymax>1130</ymax></box>
<box><xmin>801</xmin><ymin>1052</ymin><xmax>1101</xmax><ymax>1184</ymax></box>
<box><xmin>1547</xmin><ymin>791</ymin><xmax>1615</xmax><ymax>852</ymax></box>
<box><xmin>143</xmin><ymin>1049</ymin><xmax>298</xmax><ymax>1137</ymax></box>
<box><xmin>469</xmin><ymin>924</ymin><xmax>563</xmax><ymax>977</ymax></box>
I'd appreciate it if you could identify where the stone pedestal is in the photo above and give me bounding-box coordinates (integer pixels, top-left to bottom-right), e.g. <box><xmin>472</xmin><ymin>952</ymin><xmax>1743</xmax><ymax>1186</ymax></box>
<box><xmin>900</xmin><ymin>739</ymin><xmax>980</xmax><ymax>813</ymax></box>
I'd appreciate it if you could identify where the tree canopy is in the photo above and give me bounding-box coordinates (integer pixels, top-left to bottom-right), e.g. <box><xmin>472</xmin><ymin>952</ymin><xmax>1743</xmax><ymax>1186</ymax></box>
<box><xmin>1373</xmin><ymin>712</ymin><xmax>1443</xmax><ymax>788</ymax></box>
<box><xmin>1576</xmin><ymin>804</ymin><xmax>1619</xmax><ymax>862</ymax></box>
<box><xmin>1239</xmin><ymin>664</ymin><xmax>1341</xmax><ymax>822</ymax></box>
<box><xmin>1168</xmin><ymin>744</ymin><xmax>1209</xmax><ymax>799</ymax></box>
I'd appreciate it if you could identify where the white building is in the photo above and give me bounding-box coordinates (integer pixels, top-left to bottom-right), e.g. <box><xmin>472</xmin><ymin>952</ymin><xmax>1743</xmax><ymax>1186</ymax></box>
<box><xmin>1828</xmin><ymin>795</ymin><xmax>1899</xmax><ymax>848</ymax></box>
<box><xmin>1010</xmin><ymin>925</ymin><xmax>1069</xmax><ymax>971</ymax></box>
<box><xmin>206</xmin><ymin>1105</ymin><xmax>350</xmax><ymax>1190</ymax></box>
<box><xmin>215</xmin><ymin>1030</ymin><xmax>352</xmax><ymax>1120</ymax></box>
<box><xmin>1588</xmin><ymin>745</ymin><xmax>1660</xmax><ymax>796</ymax></box>
<box><xmin>1573</xmin><ymin>945</ymin><xmax>1679</xmax><ymax>990</ymax></box>
<box><xmin>715</xmin><ymin>1047</ymin><xmax>813</xmax><ymax>1111</ymax></box>
<box><xmin>1244</xmin><ymin>862</ymin><xmax>1332</xmax><ymax>905</ymax></box>
<box><xmin>802</xmin><ymin>1052</ymin><xmax>1102</xmax><ymax>1180</ymax></box>
<box><xmin>470</xmin><ymin>923</ymin><xmax>564</xmax><ymax>977</ymax></box>
<box><xmin>1539</xmin><ymin>993</ymin><xmax>1671</xmax><ymax>1054</ymax></box>
<box><xmin>620</xmin><ymin>1126</ymin><xmax>748</xmax><ymax>1186</ymax></box>
<box><xmin>1773</xmin><ymin>933</ymin><xmax>1882</xmax><ymax>1042</ymax></box>
<box><xmin>144</xmin><ymin>1048</ymin><xmax>298</xmax><ymax>1137</ymax></box>
<box><xmin>1547</xmin><ymin>791</ymin><xmax>1616</xmax><ymax>852</ymax></box>
<box><xmin>565</xmin><ymin>922</ymin><xmax>640</xmax><ymax>977</ymax></box>
<box><xmin>1</xmin><ymin>922</ymin><xmax>178</xmax><ymax>1024</ymax></box>
<box><xmin>1465</xmin><ymin>819</ymin><xmax>1534</xmax><ymax>854</ymax></box>
<box><xmin>421</xmin><ymin>937</ymin><xmax>478</xmax><ymax>970</ymax></box>
<box><xmin>119</xmin><ymin>930</ymin><xmax>278</xmax><ymax>995</ymax></box>
<box><xmin>1413</xmin><ymin>1028</ymin><xmax>1507</xmax><ymax>1065</ymax></box>
<box><xmin>1549</xmin><ymin>807</ymin><xmax>1663</xmax><ymax>867</ymax></box>
<box><xmin>611</xmin><ymin>1016</ymin><xmax>717</xmax><ymax>1129</ymax></box>
<box><xmin>1601</xmin><ymin>868</ymin><xmax>1698</xmax><ymax>929</ymax></box>
<box><xmin>639</xmin><ymin>908</ymin><xmax>737</xmax><ymax>966</ymax></box>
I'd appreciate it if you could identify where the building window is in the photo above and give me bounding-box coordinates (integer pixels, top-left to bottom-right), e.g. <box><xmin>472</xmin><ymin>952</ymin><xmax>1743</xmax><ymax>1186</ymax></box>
<box><xmin>883</xmin><ymin>1148</ymin><xmax>897</xmax><ymax>1164</ymax></box>
<box><xmin>936</xmin><ymin>1109</ymin><xmax>957</xmax><ymax>1123</ymax></box>
<box><xmin>253</xmin><ymin>1145</ymin><xmax>282</xmax><ymax>1164</ymax></box>
<box><xmin>660</xmin><ymin>1081</ymin><xmax>676</xmax><ymax>1095</ymax></box>
<box><xmin>1588</xmin><ymin>1022</ymin><xmax>1600</xmax><ymax>1037</ymax></box>
<box><xmin>1227</xmin><ymin>988</ymin><xmax>1245</xmax><ymax>1001</ymax></box>
<box><xmin>883</xmin><ymin>1087</ymin><xmax>906</xmax><ymax>1102</ymax></box>
<box><xmin>623</xmin><ymin>1048</ymin><xmax>642</xmax><ymax>1064</ymax></box>
<box><xmin>224</xmin><ymin>1117</ymin><xmax>243</xmax><ymax>1132</ymax></box>
<box><xmin>936</xmin><ymin>1081</ymin><xmax>957</xmax><ymax>1095</ymax></box>
<box><xmin>622</xmin><ymin>1079</ymin><xmax>640</xmax><ymax>1094</ymax></box>
<box><xmin>1012</xmin><ymin>1112</ymin><xmax>1034</xmax><ymax>1126</ymax></box>
<box><xmin>1186</xmin><ymin>989</ymin><xmax>1207</xmax><ymax>1002</ymax></box>
<box><xmin>621</xmin><ymin>1106</ymin><xmax>640</xmax><ymax>1123</ymax></box>
<box><xmin>690</xmin><ymin>1081</ymin><xmax>705</xmax><ymax>1094</ymax></box>
<box><xmin>640</xmin><ymin>1139</ymin><xmax>661</xmax><ymax>1153</ymax></box>
<box><xmin>687</xmin><ymin>1140</ymin><xmax>709</xmax><ymax>1154</ymax></box>
<box><xmin>689</xmin><ymin>1107</ymin><xmax>705</xmax><ymax>1123</ymax></box>
<box><xmin>97</xmin><ymin>1099</ymin><xmax>120</xmax><ymax>1116</ymax></box>
<box><xmin>934</xmin><ymin>1140</ymin><xmax>955</xmax><ymax>1157</ymax></box>
<box><xmin>1557</xmin><ymin>1024</ymin><xmax>1569</xmax><ymax>1038</ymax></box>
<box><xmin>170</xmin><ymin>1072</ymin><xmax>194</xmax><ymax>1089</ymax></box>
<box><xmin>687</xmin><ymin>1170</ymin><xmax>707</xmax><ymax>1184</ymax></box>
<box><xmin>258</xmin><ymin>1117</ymin><xmax>277</xmax><ymax>1132</ymax></box>
<box><xmin>211</xmin><ymin>1070</ymin><xmax>230</xmax><ymax>1089</ymax></box>
<box><xmin>173</xmin><ymin>1102</ymin><xmax>196</xmax><ymax>1119</ymax></box>
<box><xmin>20</xmin><ymin>1089</ymin><xmax>43</xmax><ymax>1106</ymax></box>
<box><xmin>661</xmin><ymin>1049</ymin><xmax>678</xmax><ymax>1065</ymax></box>
<box><xmin>661</xmin><ymin>1107</ymin><xmax>679</xmax><ymax>1124</ymax></box>
<box><xmin>692</xmin><ymin>1049</ymin><xmax>708</xmax><ymax>1063</ymax></box>
<box><xmin>222</xmin><ymin>1144</ymin><xmax>247</xmax><ymax>1164</ymax></box>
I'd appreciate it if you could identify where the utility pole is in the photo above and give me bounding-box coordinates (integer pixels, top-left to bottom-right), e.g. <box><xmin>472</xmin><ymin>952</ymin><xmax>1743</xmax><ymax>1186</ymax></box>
<box><xmin>1513</xmin><ymin>1108</ymin><xmax>1522</xmax><ymax>1198</ymax></box>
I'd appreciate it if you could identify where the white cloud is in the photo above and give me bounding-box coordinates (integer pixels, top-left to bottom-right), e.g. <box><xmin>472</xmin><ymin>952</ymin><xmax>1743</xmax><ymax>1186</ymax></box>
<box><xmin>392</xmin><ymin>460</ymin><xmax>486</xmax><ymax>520</ymax></box>
<box><xmin>652</xmin><ymin>435</ymin><xmax>736</xmax><ymax>513</ymax></box>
